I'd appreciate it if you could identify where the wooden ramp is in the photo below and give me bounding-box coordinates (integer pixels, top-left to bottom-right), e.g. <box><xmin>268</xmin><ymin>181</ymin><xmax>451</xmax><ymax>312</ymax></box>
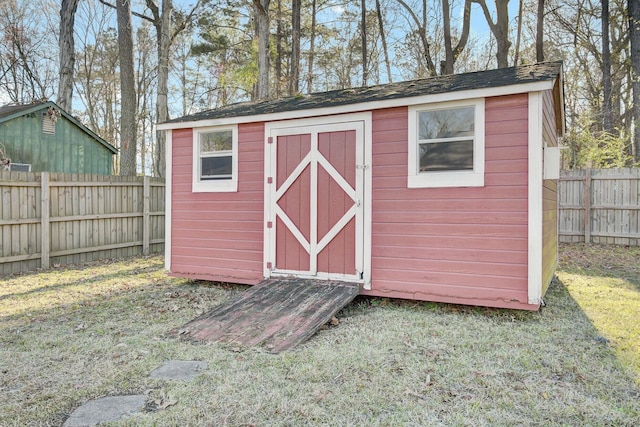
<box><xmin>173</xmin><ymin>278</ymin><xmax>360</xmax><ymax>353</ymax></box>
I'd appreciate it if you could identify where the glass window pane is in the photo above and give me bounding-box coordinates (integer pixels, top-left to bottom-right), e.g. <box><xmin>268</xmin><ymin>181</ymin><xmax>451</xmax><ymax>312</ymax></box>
<box><xmin>419</xmin><ymin>106</ymin><xmax>474</xmax><ymax>140</ymax></box>
<box><xmin>200</xmin><ymin>131</ymin><xmax>232</xmax><ymax>153</ymax></box>
<box><xmin>419</xmin><ymin>140</ymin><xmax>473</xmax><ymax>172</ymax></box>
<box><xmin>201</xmin><ymin>156</ymin><xmax>232</xmax><ymax>179</ymax></box>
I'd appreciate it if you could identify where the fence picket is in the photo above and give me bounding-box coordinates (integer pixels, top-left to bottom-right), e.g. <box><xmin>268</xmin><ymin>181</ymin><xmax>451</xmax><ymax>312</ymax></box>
<box><xmin>41</xmin><ymin>172</ymin><xmax>50</xmax><ymax>269</ymax></box>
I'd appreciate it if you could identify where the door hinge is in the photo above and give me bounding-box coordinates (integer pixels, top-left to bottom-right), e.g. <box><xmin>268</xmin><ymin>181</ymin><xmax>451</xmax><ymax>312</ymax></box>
<box><xmin>356</xmin><ymin>164</ymin><xmax>369</xmax><ymax>170</ymax></box>
<box><xmin>267</xmin><ymin>137</ymin><xmax>273</xmax><ymax>144</ymax></box>
<box><xmin>267</xmin><ymin>177</ymin><xmax>273</xmax><ymax>184</ymax></box>
<box><xmin>266</xmin><ymin>262</ymin><xmax>273</xmax><ymax>270</ymax></box>
<box><xmin>267</xmin><ymin>221</ymin><xmax>273</xmax><ymax>229</ymax></box>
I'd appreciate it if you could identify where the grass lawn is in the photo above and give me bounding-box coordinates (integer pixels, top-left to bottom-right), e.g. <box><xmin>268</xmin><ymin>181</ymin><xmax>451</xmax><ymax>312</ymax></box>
<box><xmin>557</xmin><ymin>243</ymin><xmax>640</xmax><ymax>387</ymax></box>
<box><xmin>1</xmin><ymin>244</ymin><xmax>639</xmax><ymax>426</ymax></box>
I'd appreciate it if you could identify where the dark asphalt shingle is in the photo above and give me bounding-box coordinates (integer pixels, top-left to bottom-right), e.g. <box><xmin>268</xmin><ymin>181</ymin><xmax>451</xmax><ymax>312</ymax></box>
<box><xmin>165</xmin><ymin>62</ymin><xmax>562</xmax><ymax>124</ymax></box>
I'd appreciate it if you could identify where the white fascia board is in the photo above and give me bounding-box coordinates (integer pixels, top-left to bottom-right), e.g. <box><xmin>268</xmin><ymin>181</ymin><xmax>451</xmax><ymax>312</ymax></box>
<box><xmin>157</xmin><ymin>80</ymin><xmax>555</xmax><ymax>131</ymax></box>
<box><xmin>528</xmin><ymin>93</ymin><xmax>543</xmax><ymax>306</ymax></box>
<box><xmin>164</xmin><ymin>129</ymin><xmax>173</xmax><ymax>272</ymax></box>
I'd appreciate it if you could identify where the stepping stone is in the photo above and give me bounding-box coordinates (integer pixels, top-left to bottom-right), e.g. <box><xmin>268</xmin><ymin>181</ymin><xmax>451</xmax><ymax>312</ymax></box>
<box><xmin>149</xmin><ymin>360</ymin><xmax>208</xmax><ymax>381</ymax></box>
<box><xmin>63</xmin><ymin>394</ymin><xmax>146</xmax><ymax>427</ymax></box>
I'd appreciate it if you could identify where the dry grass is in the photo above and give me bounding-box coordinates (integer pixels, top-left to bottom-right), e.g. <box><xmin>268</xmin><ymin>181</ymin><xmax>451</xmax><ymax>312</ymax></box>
<box><xmin>1</xmin><ymin>247</ymin><xmax>639</xmax><ymax>426</ymax></box>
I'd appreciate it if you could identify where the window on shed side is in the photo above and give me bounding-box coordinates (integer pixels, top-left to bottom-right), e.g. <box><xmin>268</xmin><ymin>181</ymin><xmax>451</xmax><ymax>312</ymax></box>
<box><xmin>408</xmin><ymin>99</ymin><xmax>485</xmax><ymax>188</ymax></box>
<box><xmin>192</xmin><ymin>126</ymin><xmax>238</xmax><ymax>192</ymax></box>
<box><xmin>418</xmin><ymin>106</ymin><xmax>474</xmax><ymax>171</ymax></box>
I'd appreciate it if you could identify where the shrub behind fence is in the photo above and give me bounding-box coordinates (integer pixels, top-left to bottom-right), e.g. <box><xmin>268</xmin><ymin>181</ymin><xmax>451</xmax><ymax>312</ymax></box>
<box><xmin>0</xmin><ymin>171</ymin><xmax>165</xmax><ymax>275</ymax></box>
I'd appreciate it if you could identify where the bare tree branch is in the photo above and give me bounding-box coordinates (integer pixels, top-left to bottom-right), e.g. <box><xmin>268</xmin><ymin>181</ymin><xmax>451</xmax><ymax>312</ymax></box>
<box><xmin>453</xmin><ymin>0</ymin><xmax>471</xmax><ymax>60</ymax></box>
<box><xmin>396</xmin><ymin>0</ymin><xmax>436</xmax><ymax>75</ymax></box>
<box><xmin>471</xmin><ymin>0</ymin><xmax>497</xmax><ymax>34</ymax></box>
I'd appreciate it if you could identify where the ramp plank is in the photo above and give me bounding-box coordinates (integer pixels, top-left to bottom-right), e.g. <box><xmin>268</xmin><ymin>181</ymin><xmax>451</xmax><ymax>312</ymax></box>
<box><xmin>173</xmin><ymin>278</ymin><xmax>360</xmax><ymax>353</ymax></box>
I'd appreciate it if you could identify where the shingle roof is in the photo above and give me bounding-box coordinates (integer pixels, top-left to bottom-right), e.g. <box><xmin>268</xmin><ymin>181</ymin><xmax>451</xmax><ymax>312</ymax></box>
<box><xmin>0</xmin><ymin>102</ymin><xmax>45</xmax><ymax>119</ymax></box>
<box><xmin>165</xmin><ymin>62</ymin><xmax>563</xmax><ymax>124</ymax></box>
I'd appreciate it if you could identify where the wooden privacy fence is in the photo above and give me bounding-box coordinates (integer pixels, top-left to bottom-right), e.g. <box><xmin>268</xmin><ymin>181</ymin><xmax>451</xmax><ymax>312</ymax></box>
<box><xmin>559</xmin><ymin>168</ymin><xmax>640</xmax><ymax>246</ymax></box>
<box><xmin>0</xmin><ymin>171</ymin><xmax>165</xmax><ymax>275</ymax></box>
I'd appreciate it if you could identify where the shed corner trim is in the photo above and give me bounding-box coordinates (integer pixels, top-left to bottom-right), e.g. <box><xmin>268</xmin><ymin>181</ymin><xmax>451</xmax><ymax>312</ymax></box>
<box><xmin>527</xmin><ymin>92</ymin><xmax>544</xmax><ymax>305</ymax></box>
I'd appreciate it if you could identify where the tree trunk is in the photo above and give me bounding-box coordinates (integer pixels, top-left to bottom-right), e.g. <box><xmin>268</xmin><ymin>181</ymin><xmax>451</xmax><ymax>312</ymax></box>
<box><xmin>495</xmin><ymin>0</ymin><xmax>510</xmax><ymax>68</ymax></box>
<box><xmin>144</xmin><ymin>0</ymin><xmax>203</xmax><ymax>176</ymax></box>
<box><xmin>153</xmin><ymin>0</ymin><xmax>172</xmax><ymax>178</ymax></box>
<box><xmin>58</xmin><ymin>0</ymin><xmax>79</xmax><ymax>111</ymax></box>
<box><xmin>116</xmin><ymin>0</ymin><xmax>137</xmax><ymax>176</ymax></box>
<box><xmin>290</xmin><ymin>0</ymin><xmax>300</xmax><ymax>94</ymax></box>
<box><xmin>361</xmin><ymin>0</ymin><xmax>367</xmax><ymax>86</ymax></box>
<box><xmin>276</xmin><ymin>0</ymin><xmax>283</xmax><ymax>97</ymax></box>
<box><xmin>602</xmin><ymin>0</ymin><xmax>614</xmax><ymax>134</ymax></box>
<box><xmin>514</xmin><ymin>0</ymin><xmax>523</xmax><ymax>65</ymax></box>
<box><xmin>253</xmin><ymin>0</ymin><xmax>271</xmax><ymax>99</ymax></box>
<box><xmin>396</xmin><ymin>0</ymin><xmax>437</xmax><ymax>76</ymax></box>
<box><xmin>306</xmin><ymin>0</ymin><xmax>316</xmax><ymax>93</ymax></box>
<box><xmin>473</xmin><ymin>0</ymin><xmax>511</xmax><ymax>68</ymax></box>
<box><xmin>442</xmin><ymin>0</ymin><xmax>454</xmax><ymax>74</ymax></box>
<box><xmin>536</xmin><ymin>0</ymin><xmax>545</xmax><ymax>62</ymax></box>
<box><xmin>375</xmin><ymin>0</ymin><xmax>392</xmax><ymax>82</ymax></box>
<box><xmin>631</xmin><ymin>0</ymin><xmax>640</xmax><ymax>161</ymax></box>
<box><xmin>454</xmin><ymin>0</ymin><xmax>471</xmax><ymax>61</ymax></box>
<box><xmin>441</xmin><ymin>0</ymin><xmax>471</xmax><ymax>74</ymax></box>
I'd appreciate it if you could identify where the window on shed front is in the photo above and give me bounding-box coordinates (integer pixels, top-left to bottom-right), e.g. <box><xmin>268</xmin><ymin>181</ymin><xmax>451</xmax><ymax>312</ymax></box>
<box><xmin>200</xmin><ymin>130</ymin><xmax>233</xmax><ymax>180</ymax></box>
<box><xmin>192</xmin><ymin>126</ymin><xmax>238</xmax><ymax>192</ymax></box>
<box><xmin>408</xmin><ymin>99</ymin><xmax>485</xmax><ymax>188</ymax></box>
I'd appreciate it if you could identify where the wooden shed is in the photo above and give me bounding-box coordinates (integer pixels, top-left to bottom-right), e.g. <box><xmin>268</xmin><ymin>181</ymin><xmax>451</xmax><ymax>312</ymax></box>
<box><xmin>0</xmin><ymin>101</ymin><xmax>117</xmax><ymax>174</ymax></box>
<box><xmin>158</xmin><ymin>62</ymin><xmax>565</xmax><ymax>311</ymax></box>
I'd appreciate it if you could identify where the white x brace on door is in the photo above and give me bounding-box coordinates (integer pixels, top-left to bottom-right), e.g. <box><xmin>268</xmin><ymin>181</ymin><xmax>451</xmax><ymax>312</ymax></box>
<box><xmin>264</xmin><ymin>114</ymin><xmax>371</xmax><ymax>285</ymax></box>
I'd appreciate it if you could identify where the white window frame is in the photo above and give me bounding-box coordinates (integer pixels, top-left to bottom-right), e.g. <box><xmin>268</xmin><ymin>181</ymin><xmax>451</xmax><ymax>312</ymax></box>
<box><xmin>408</xmin><ymin>98</ymin><xmax>485</xmax><ymax>188</ymax></box>
<box><xmin>192</xmin><ymin>125</ymin><xmax>238</xmax><ymax>193</ymax></box>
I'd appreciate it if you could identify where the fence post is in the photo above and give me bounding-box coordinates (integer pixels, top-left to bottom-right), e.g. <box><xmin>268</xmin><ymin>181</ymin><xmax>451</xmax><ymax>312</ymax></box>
<box><xmin>143</xmin><ymin>175</ymin><xmax>150</xmax><ymax>256</ymax></box>
<box><xmin>584</xmin><ymin>168</ymin><xmax>591</xmax><ymax>243</ymax></box>
<box><xmin>41</xmin><ymin>172</ymin><xmax>50</xmax><ymax>269</ymax></box>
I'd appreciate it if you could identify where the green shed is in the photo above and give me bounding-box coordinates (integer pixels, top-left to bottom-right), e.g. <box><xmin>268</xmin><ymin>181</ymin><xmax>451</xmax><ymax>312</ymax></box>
<box><xmin>0</xmin><ymin>101</ymin><xmax>117</xmax><ymax>174</ymax></box>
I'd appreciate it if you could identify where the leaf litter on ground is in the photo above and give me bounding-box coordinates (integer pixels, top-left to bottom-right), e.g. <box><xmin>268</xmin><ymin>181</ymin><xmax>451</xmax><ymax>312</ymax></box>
<box><xmin>0</xmin><ymin>248</ymin><xmax>639</xmax><ymax>426</ymax></box>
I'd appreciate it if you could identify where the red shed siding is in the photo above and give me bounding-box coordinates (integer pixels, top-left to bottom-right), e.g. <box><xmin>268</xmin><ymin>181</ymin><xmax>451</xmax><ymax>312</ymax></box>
<box><xmin>366</xmin><ymin>94</ymin><xmax>532</xmax><ymax>309</ymax></box>
<box><xmin>170</xmin><ymin>124</ymin><xmax>265</xmax><ymax>283</ymax></box>
<box><xmin>542</xmin><ymin>90</ymin><xmax>559</xmax><ymax>295</ymax></box>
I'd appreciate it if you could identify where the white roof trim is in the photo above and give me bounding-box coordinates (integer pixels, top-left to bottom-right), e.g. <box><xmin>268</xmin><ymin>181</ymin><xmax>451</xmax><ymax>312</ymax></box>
<box><xmin>157</xmin><ymin>80</ymin><xmax>556</xmax><ymax>130</ymax></box>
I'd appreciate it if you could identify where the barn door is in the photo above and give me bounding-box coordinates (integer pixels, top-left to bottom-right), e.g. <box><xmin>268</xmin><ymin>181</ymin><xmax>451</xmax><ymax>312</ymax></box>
<box><xmin>265</xmin><ymin>120</ymin><xmax>366</xmax><ymax>282</ymax></box>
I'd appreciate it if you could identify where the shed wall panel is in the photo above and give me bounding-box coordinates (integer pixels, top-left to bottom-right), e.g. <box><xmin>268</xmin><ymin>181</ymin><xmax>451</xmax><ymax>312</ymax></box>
<box><xmin>542</xmin><ymin>89</ymin><xmax>559</xmax><ymax>295</ymax></box>
<box><xmin>367</xmin><ymin>94</ymin><xmax>532</xmax><ymax>308</ymax></box>
<box><xmin>169</xmin><ymin>124</ymin><xmax>264</xmax><ymax>284</ymax></box>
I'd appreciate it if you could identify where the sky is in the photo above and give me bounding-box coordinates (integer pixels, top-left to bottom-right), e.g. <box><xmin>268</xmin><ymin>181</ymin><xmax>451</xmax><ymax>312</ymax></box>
<box><xmin>0</xmin><ymin>0</ymin><xmax>521</xmax><ymax>106</ymax></box>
